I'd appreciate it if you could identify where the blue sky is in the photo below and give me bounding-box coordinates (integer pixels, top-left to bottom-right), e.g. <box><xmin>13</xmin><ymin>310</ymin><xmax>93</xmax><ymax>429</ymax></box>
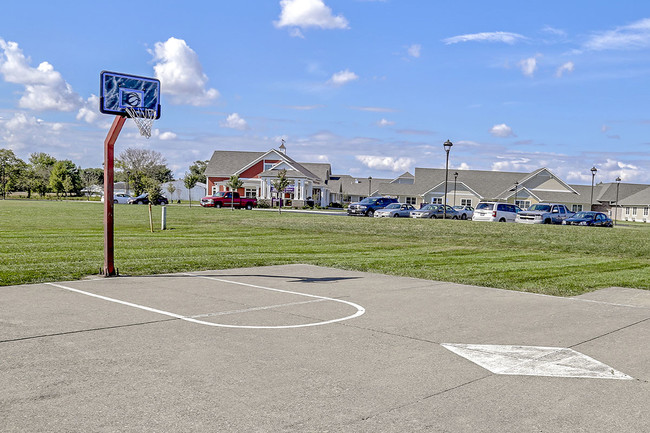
<box><xmin>1</xmin><ymin>0</ymin><xmax>649</xmax><ymax>184</ymax></box>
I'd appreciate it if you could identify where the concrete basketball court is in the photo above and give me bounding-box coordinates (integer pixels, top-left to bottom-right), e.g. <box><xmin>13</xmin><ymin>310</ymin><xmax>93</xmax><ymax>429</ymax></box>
<box><xmin>2</xmin><ymin>264</ymin><xmax>649</xmax><ymax>432</ymax></box>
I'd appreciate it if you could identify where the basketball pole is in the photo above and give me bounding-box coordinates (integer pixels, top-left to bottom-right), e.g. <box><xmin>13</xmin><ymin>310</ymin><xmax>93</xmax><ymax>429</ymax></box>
<box><xmin>103</xmin><ymin>115</ymin><xmax>126</xmax><ymax>277</ymax></box>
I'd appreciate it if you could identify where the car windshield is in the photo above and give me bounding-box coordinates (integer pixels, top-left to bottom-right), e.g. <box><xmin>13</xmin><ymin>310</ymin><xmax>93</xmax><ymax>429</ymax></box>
<box><xmin>528</xmin><ymin>204</ymin><xmax>552</xmax><ymax>212</ymax></box>
<box><xmin>476</xmin><ymin>203</ymin><xmax>492</xmax><ymax>210</ymax></box>
<box><xmin>421</xmin><ymin>204</ymin><xmax>437</xmax><ymax>210</ymax></box>
<box><xmin>573</xmin><ymin>212</ymin><xmax>594</xmax><ymax>220</ymax></box>
<box><xmin>359</xmin><ymin>197</ymin><xmax>379</xmax><ymax>205</ymax></box>
<box><xmin>384</xmin><ymin>203</ymin><xmax>400</xmax><ymax>209</ymax></box>
<box><xmin>213</xmin><ymin>192</ymin><xmax>226</xmax><ymax>197</ymax></box>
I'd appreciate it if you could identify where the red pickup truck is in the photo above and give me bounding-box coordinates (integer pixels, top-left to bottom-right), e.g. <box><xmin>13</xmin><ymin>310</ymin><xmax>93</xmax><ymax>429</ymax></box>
<box><xmin>200</xmin><ymin>191</ymin><xmax>257</xmax><ymax>209</ymax></box>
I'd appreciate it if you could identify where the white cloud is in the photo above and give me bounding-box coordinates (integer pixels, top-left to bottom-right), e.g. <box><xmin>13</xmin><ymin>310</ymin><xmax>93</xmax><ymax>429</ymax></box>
<box><xmin>274</xmin><ymin>0</ymin><xmax>349</xmax><ymax>33</ymax></box>
<box><xmin>556</xmin><ymin>61</ymin><xmax>574</xmax><ymax>78</ymax></box>
<box><xmin>443</xmin><ymin>31</ymin><xmax>526</xmax><ymax>45</ymax></box>
<box><xmin>328</xmin><ymin>69</ymin><xmax>358</xmax><ymax>86</ymax></box>
<box><xmin>541</xmin><ymin>26</ymin><xmax>567</xmax><ymax>37</ymax></box>
<box><xmin>489</xmin><ymin>123</ymin><xmax>516</xmax><ymax>138</ymax></box>
<box><xmin>356</xmin><ymin>155</ymin><xmax>414</xmax><ymax>172</ymax></box>
<box><xmin>0</xmin><ymin>39</ymin><xmax>82</xmax><ymax>111</ymax></box>
<box><xmin>152</xmin><ymin>37</ymin><xmax>219</xmax><ymax>106</ymax></box>
<box><xmin>518</xmin><ymin>55</ymin><xmax>540</xmax><ymax>77</ymax></box>
<box><xmin>584</xmin><ymin>18</ymin><xmax>650</xmax><ymax>51</ymax></box>
<box><xmin>491</xmin><ymin>157</ymin><xmax>534</xmax><ymax>172</ymax></box>
<box><xmin>76</xmin><ymin>95</ymin><xmax>101</xmax><ymax>124</ymax></box>
<box><xmin>377</xmin><ymin>118</ymin><xmax>394</xmax><ymax>127</ymax></box>
<box><xmin>407</xmin><ymin>44</ymin><xmax>421</xmax><ymax>58</ymax></box>
<box><xmin>456</xmin><ymin>162</ymin><xmax>471</xmax><ymax>170</ymax></box>
<box><xmin>349</xmin><ymin>106</ymin><xmax>396</xmax><ymax>113</ymax></box>
<box><xmin>220</xmin><ymin>113</ymin><xmax>248</xmax><ymax>130</ymax></box>
<box><xmin>158</xmin><ymin>131</ymin><xmax>178</xmax><ymax>140</ymax></box>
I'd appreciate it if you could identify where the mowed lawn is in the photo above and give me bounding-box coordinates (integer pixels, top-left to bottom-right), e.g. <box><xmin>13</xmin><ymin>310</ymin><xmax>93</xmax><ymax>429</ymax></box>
<box><xmin>1</xmin><ymin>200</ymin><xmax>649</xmax><ymax>296</ymax></box>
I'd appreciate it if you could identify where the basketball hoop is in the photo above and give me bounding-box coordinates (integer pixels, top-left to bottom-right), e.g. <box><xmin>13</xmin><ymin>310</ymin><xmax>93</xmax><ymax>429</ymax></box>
<box><xmin>124</xmin><ymin>107</ymin><xmax>156</xmax><ymax>139</ymax></box>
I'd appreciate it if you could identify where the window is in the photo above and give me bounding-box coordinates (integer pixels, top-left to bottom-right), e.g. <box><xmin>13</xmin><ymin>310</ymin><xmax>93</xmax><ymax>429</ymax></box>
<box><xmin>633</xmin><ymin>207</ymin><xmax>638</xmax><ymax>215</ymax></box>
<box><xmin>572</xmin><ymin>204</ymin><xmax>583</xmax><ymax>212</ymax></box>
<box><xmin>461</xmin><ymin>199</ymin><xmax>472</xmax><ymax>206</ymax></box>
<box><xmin>644</xmin><ymin>207</ymin><xmax>649</xmax><ymax>216</ymax></box>
<box><xmin>245</xmin><ymin>188</ymin><xmax>257</xmax><ymax>198</ymax></box>
<box><xmin>431</xmin><ymin>198</ymin><xmax>442</xmax><ymax>204</ymax></box>
<box><xmin>211</xmin><ymin>185</ymin><xmax>219</xmax><ymax>195</ymax></box>
<box><xmin>263</xmin><ymin>162</ymin><xmax>274</xmax><ymax>171</ymax></box>
<box><xmin>405</xmin><ymin>197</ymin><xmax>417</xmax><ymax>205</ymax></box>
<box><xmin>625</xmin><ymin>207</ymin><xmax>630</xmax><ymax>215</ymax></box>
<box><xmin>515</xmin><ymin>200</ymin><xmax>531</xmax><ymax>209</ymax></box>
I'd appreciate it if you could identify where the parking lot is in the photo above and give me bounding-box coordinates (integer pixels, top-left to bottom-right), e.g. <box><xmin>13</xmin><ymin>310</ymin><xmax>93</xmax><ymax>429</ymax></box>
<box><xmin>2</xmin><ymin>264</ymin><xmax>649</xmax><ymax>432</ymax></box>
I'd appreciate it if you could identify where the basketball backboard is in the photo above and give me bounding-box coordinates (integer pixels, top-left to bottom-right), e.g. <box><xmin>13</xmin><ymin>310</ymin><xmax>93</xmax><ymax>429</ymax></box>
<box><xmin>100</xmin><ymin>71</ymin><xmax>161</xmax><ymax>119</ymax></box>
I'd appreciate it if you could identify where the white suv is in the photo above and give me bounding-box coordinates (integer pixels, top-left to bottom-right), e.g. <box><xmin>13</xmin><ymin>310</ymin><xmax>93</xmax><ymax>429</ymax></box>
<box><xmin>472</xmin><ymin>202</ymin><xmax>522</xmax><ymax>222</ymax></box>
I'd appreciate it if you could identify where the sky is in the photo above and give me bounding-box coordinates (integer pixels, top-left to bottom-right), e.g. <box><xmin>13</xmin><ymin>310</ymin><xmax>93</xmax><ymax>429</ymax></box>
<box><xmin>1</xmin><ymin>0</ymin><xmax>649</xmax><ymax>185</ymax></box>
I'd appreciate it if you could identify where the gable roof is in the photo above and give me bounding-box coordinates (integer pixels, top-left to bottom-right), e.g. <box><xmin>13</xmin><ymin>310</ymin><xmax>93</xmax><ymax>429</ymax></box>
<box><xmin>618</xmin><ymin>186</ymin><xmax>650</xmax><ymax>205</ymax></box>
<box><xmin>205</xmin><ymin>151</ymin><xmax>265</xmax><ymax>177</ymax></box>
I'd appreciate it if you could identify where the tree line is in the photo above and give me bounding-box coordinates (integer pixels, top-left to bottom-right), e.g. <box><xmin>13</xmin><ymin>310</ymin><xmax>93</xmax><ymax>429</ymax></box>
<box><xmin>0</xmin><ymin>147</ymin><xmax>207</xmax><ymax>200</ymax></box>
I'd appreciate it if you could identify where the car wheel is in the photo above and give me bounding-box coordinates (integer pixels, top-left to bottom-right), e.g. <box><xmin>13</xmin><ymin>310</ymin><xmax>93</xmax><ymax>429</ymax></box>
<box><xmin>113</xmin><ymin>199</ymin><xmax>118</xmax><ymax>204</ymax></box>
<box><xmin>452</xmin><ymin>215</ymin><xmax>459</xmax><ymax>220</ymax></box>
<box><xmin>544</xmin><ymin>218</ymin><xmax>552</xmax><ymax>224</ymax></box>
<box><xmin>366</xmin><ymin>210</ymin><xmax>374</xmax><ymax>217</ymax></box>
<box><xmin>431</xmin><ymin>214</ymin><xmax>437</xmax><ymax>219</ymax></box>
<box><xmin>246</xmin><ymin>203</ymin><xmax>253</xmax><ymax>210</ymax></box>
<box><xmin>393</xmin><ymin>213</ymin><xmax>399</xmax><ymax>218</ymax></box>
<box><xmin>461</xmin><ymin>214</ymin><xmax>467</xmax><ymax>220</ymax></box>
<box><xmin>499</xmin><ymin>218</ymin><xmax>506</xmax><ymax>222</ymax></box>
<box><xmin>215</xmin><ymin>202</ymin><xmax>222</xmax><ymax>209</ymax></box>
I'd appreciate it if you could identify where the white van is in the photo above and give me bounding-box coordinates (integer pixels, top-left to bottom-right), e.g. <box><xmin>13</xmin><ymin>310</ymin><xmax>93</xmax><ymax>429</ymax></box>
<box><xmin>472</xmin><ymin>202</ymin><xmax>522</xmax><ymax>222</ymax></box>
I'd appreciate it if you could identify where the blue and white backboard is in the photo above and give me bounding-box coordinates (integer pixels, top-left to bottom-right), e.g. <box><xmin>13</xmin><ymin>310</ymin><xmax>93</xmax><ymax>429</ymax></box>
<box><xmin>100</xmin><ymin>71</ymin><xmax>161</xmax><ymax>118</ymax></box>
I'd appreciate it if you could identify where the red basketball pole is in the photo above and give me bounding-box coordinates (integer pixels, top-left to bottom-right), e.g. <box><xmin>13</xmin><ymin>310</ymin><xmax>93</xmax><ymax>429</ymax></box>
<box><xmin>103</xmin><ymin>115</ymin><xmax>126</xmax><ymax>276</ymax></box>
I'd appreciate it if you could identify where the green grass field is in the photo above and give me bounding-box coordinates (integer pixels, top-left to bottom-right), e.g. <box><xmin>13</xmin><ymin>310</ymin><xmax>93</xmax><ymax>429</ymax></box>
<box><xmin>1</xmin><ymin>200</ymin><xmax>648</xmax><ymax>296</ymax></box>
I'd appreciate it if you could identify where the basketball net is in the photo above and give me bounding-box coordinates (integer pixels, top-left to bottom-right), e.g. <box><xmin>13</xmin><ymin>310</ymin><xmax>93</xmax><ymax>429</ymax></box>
<box><xmin>124</xmin><ymin>107</ymin><xmax>156</xmax><ymax>139</ymax></box>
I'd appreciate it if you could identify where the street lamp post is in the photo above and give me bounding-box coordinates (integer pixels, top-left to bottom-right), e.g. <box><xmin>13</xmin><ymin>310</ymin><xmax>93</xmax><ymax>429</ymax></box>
<box><xmin>590</xmin><ymin>166</ymin><xmax>597</xmax><ymax>211</ymax></box>
<box><xmin>126</xmin><ymin>170</ymin><xmax>131</xmax><ymax>196</ymax></box>
<box><xmin>453</xmin><ymin>172</ymin><xmax>458</xmax><ymax>207</ymax></box>
<box><xmin>443</xmin><ymin>140</ymin><xmax>453</xmax><ymax>219</ymax></box>
<box><xmin>368</xmin><ymin>176</ymin><xmax>372</xmax><ymax>198</ymax></box>
<box><xmin>514</xmin><ymin>181</ymin><xmax>518</xmax><ymax>206</ymax></box>
<box><xmin>614</xmin><ymin>176</ymin><xmax>621</xmax><ymax>226</ymax></box>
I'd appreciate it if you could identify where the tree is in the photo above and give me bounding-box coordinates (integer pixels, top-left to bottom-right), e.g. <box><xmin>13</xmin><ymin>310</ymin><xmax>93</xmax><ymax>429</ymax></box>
<box><xmin>0</xmin><ymin>149</ymin><xmax>27</xmax><ymax>199</ymax></box>
<box><xmin>189</xmin><ymin>160</ymin><xmax>208</xmax><ymax>178</ymax></box>
<box><xmin>271</xmin><ymin>169</ymin><xmax>290</xmax><ymax>214</ymax></box>
<box><xmin>227</xmin><ymin>174</ymin><xmax>244</xmax><ymax>211</ymax></box>
<box><xmin>28</xmin><ymin>152</ymin><xmax>57</xmax><ymax>197</ymax></box>
<box><xmin>184</xmin><ymin>173</ymin><xmax>200</xmax><ymax>207</ymax></box>
<box><xmin>116</xmin><ymin>148</ymin><xmax>173</xmax><ymax>195</ymax></box>
<box><xmin>166</xmin><ymin>183</ymin><xmax>176</xmax><ymax>202</ymax></box>
<box><xmin>49</xmin><ymin>160</ymin><xmax>82</xmax><ymax>197</ymax></box>
<box><xmin>80</xmin><ymin>168</ymin><xmax>101</xmax><ymax>198</ymax></box>
<box><xmin>143</xmin><ymin>177</ymin><xmax>162</xmax><ymax>204</ymax></box>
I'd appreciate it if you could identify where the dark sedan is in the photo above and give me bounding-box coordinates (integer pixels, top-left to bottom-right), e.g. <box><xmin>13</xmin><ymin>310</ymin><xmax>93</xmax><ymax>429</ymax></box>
<box><xmin>128</xmin><ymin>193</ymin><xmax>169</xmax><ymax>205</ymax></box>
<box><xmin>562</xmin><ymin>211</ymin><xmax>613</xmax><ymax>227</ymax></box>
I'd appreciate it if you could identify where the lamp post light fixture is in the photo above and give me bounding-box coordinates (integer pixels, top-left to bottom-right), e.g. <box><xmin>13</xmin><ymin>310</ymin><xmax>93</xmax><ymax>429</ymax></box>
<box><xmin>443</xmin><ymin>140</ymin><xmax>453</xmax><ymax>219</ymax></box>
<box><xmin>590</xmin><ymin>166</ymin><xmax>598</xmax><ymax>211</ymax></box>
<box><xmin>614</xmin><ymin>176</ymin><xmax>621</xmax><ymax>226</ymax></box>
<box><xmin>453</xmin><ymin>172</ymin><xmax>458</xmax><ymax>207</ymax></box>
<box><xmin>368</xmin><ymin>176</ymin><xmax>372</xmax><ymax>198</ymax></box>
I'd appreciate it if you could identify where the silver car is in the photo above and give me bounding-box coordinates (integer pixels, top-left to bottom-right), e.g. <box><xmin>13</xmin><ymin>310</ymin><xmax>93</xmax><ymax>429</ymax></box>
<box><xmin>453</xmin><ymin>205</ymin><xmax>474</xmax><ymax>220</ymax></box>
<box><xmin>374</xmin><ymin>203</ymin><xmax>416</xmax><ymax>218</ymax></box>
<box><xmin>410</xmin><ymin>204</ymin><xmax>460</xmax><ymax>219</ymax></box>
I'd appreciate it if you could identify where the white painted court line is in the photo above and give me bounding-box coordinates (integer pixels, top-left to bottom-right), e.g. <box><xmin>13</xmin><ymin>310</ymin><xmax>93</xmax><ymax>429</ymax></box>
<box><xmin>189</xmin><ymin>299</ymin><xmax>327</xmax><ymax>319</ymax></box>
<box><xmin>441</xmin><ymin>343</ymin><xmax>633</xmax><ymax>380</ymax></box>
<box><xmin>45</xmin><ymin>276</ymin><xmax>365</xmax><ymax>329</ymax></box>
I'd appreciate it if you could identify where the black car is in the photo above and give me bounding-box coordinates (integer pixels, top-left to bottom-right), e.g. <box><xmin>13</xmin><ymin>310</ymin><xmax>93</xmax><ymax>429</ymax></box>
<box><xmin>347</xmin><ymin>197</ymin><xmax>399</xmax><ymax>217</ymax></box>
<box><xmin>128</xmin><ymin>192</ymin><xmax>169</xmax><ymax>205</ymax></box>
<box><xmin>562</xmin><ymin>211</ymin><xmax>613</xmax><ymax>227</ymax></box>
